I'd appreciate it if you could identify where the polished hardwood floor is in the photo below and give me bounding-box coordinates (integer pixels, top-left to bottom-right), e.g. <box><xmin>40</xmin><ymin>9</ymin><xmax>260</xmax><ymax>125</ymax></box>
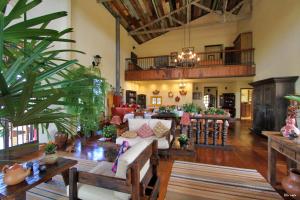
<box><xmin>14</xmin><ymin>120</ymin><xmax>288</xmax><ymax>199</ymax></box>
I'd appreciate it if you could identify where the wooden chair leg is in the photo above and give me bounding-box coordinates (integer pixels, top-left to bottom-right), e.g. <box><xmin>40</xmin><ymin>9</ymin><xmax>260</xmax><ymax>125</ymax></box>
<box><xmin>69</xmin><ymin>168</ymin><xmax>78</xmax><ymax>200</ymax></box>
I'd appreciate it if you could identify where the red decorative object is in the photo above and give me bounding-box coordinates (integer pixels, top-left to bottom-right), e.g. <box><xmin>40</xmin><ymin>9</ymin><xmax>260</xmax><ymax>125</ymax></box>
<box><xmin>175</xmin><ymin>96</ymin><xmax>180</xmax><ymax>102</ymax></box>
<box><xmin>180</xmin><ymin>112</ymin><xmax>191</xmax><ymax>126</ymax></box>
<box><xmin>179</xmin><ymin>90</ymin><xmax>187</xmax><ymax>96</ymax></box>
<box><xmin>110</xmin><ymin>115</ymin><xmax>122</xmax><ymax>125</ymax></box>
<box><xmin>152</xmin><ymin>90</ymin><xmax>160</xmax><ymax>95</ymax></box>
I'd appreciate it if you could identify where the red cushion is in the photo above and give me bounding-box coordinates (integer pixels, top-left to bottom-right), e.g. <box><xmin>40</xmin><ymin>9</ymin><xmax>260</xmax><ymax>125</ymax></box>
<box><xmin>136</xmin><ymin>123</ymin><xmax>154</xmax><ymax>138</ymax></box>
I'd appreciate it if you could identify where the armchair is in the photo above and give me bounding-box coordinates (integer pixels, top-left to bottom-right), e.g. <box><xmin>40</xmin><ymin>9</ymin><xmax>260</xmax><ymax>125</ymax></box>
<box><xmin>68</xmin><ymin>140</ymin><xmax>160</xmax><ymax>200</ymax></box>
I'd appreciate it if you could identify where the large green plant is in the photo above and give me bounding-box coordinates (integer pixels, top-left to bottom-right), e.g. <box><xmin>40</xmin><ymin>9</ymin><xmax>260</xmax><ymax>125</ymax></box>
<box><xmin>0</xmin><ymin>0</ymin><xmax>106</xmax><ymax>137</ymax></box>
<box><xmin>65</xmin><ymin>67</ymin><xmax>108</xmax><ymax>135</ymax></box>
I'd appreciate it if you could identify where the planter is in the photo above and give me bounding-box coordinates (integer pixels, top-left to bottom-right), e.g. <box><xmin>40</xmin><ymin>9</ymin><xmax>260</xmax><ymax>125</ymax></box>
<box><xmin>297</xmin><ymin>109</ymin><xmax>300</xmax><ymax>128</ymax></box>
<box><xmin>2</xmin><ymin>164</ymin><xmax>31</xmax><ymax>186</ymax></box>
<box><xmin>179</xmin><ymin>140</ymin><xmax>188</xmax><ymax>147</ymax></box>
<box><xmin>282</xmin><ymin>168</ymin><xmax>300</xmax><ymax>200</ymax></box>
<box><xmin>54</xmin><ymin>132</ymin><xmax>68</xmax><ymax>149</ymax></box>
<box><xmin>44</xmin><ymin>153</ymin><xmax>58</xmax><ymax>165</ymax></box>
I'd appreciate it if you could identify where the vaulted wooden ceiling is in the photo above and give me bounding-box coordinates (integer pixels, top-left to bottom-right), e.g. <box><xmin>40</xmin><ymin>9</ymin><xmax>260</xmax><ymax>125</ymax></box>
<box><xmin>100</xmin><ymin>0</ymin><xmax>248</xmax><ymax>44</ymax></box>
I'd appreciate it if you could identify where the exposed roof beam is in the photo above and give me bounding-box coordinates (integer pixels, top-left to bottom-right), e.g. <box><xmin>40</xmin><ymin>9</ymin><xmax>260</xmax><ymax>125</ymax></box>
<box><xmin>230</xmin><ymin>0</ymin><xmax>247</xmax><ymax>13</ymax></box>
<box><xmin>191</xmin><ymin>2</ymin><xmax>222</xmax><ymax>16</ymax></box>
<box><xmin>223</xmin><ymin>0</ymin><xmax>228</xmax><ymax>22</ymax></box>
<box><xmin>187</xmin><ymin>0</ymin><xmax>191</xmax><ymax>24</ymax></box>
<box><xmin>170</xmin><ymin>16</ymin><xmax>184</xmax><ymax>25</ymax></box>
<box><xmin>129</xmin><ymin>0</ymin><xmax>201</xmax><ymax>34</ymax></box>
<box><xmin>130</xmin><ymin>15</ymin><xmax>250</xmax><ymax>35</ymax></box>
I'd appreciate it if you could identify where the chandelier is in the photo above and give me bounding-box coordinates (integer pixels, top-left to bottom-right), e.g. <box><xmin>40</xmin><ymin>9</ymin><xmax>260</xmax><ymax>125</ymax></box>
<box><xmin>174</xmin><ymin>1</ymin><xmax>200</xmax><ymax>67</ymax></box>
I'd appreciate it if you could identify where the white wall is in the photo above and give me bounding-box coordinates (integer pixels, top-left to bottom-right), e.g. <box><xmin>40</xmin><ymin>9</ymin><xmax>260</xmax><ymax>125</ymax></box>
<box><xmin>134</xmin><ymin>14</ymin><xmax>238</xmax><ymax>57</ymax></box>
<box><xmin>71</xmin><ymin>0</ymin><xmax>137</xmax><ymax>88</ymax></box>
<box><xmin>238</xmin><ymin>0</ymin><xmax>300</xmax><ymax>93</ymax></box>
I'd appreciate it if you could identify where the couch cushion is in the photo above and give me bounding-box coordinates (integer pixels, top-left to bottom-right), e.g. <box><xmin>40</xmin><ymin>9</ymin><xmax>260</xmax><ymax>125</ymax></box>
<box><xmin>121</xmin><ymin>131</ymin><xmax>137</xmax><ymax>138</ymax></box>
<box><xmin>112</xmin><ymin>141</ymin><xmax>130</xmax><ymax>173</ymax></box>
<box><xmin>148</xmin><ymin>119</ymin><xmax>172</xmax><ymax>130</ymax></box>
<box><xmin>153</xmin><ymin>121</ymin><xmax>170</xmax><ymax>138</ymax></box>
<box><xmin>128</xmin><ymin>119</ymin><xmax>150</xmax><ymax>131</ymax></box>
<box><xmin>69</xmin><ymin>183</ymin><xmax>130</xmax><ymax>200</ymax></box>
<box><xmin>115</xmin><ymin>140</ymin><xmax>151</xmax><ymax>180</ymax></box>
<box><xmin>145</xmin><ymin>135</ymin><xmax>173</xmax><ymax>149</ymax></box>
<box><xmin>136</xmin><ymin>123</ymin><xmax>154</xmax><ymax>138</ymax></box>
<box><xmin>116</xmin><ymin>136</ymin><xmax>142</xmax><ymax>147</ymax></box>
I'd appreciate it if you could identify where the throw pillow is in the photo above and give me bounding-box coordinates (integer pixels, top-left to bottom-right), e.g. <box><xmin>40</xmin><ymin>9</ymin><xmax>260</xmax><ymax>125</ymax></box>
<box><xmin>153</xmin><ymin>121</ymin><xmax>170</xmax><ymax>138</ymax></box>
<box><xmin>112</xmin><ymin>141</ymin><xmax>130</xmax><ymax>173</ymax></box>
<box><xmin>136</xmin><ymin>123</ymin><xmax>154</xmax><ymax>138</ymax></box>
<box><xmin>121</xmin><ymin>131</ymin><xmax>137</xmax><ymax>138</ymax></box>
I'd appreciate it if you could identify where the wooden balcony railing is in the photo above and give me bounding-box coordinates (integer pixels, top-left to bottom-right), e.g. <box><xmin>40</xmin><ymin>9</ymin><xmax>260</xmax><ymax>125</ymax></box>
<box><xmin>126</xmin><ymin>48</ymin><xmax>255</xmax><ymax>71</ymax></box>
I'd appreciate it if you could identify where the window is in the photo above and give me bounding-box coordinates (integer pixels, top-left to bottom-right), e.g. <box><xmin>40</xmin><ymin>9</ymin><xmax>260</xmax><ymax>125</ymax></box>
<box><xmin>150</xmin><ymin>96</ymin><xmax>162</xmax><ymax>107</ymax></box>
<box><xmin>203</xmin><ymin>95</ymin><xmax>209</xmax><ymax>108</ymax></box>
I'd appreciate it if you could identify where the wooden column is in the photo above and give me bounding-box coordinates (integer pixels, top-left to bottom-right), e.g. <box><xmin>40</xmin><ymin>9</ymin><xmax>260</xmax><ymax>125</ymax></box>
<box><xmin>221</xmin><ymin>120</ymin><xmax>227</xmax><ymax>146</ymax></box>
<box><xmin>268</xmin><ymin>138</ymin><xmax>277</xmax><ymax>186</ymax></box>
<box><xmin>115</xmin><ymin>15</ymin><xmax>120</xmax><ymax>95</ymax></box>
<box><xmin>213</xmin><ymin>120</ymin><xmax>218</xmax><ymax>146</ymax></box>
<box><xmin>204</xmin><ymin>119</ymin><xmax>208</xmax><ymax>145</ymax></box>
<box><xmin>196</xmin><ymin>119</ymin><xmax>200</xmax><ymax>144</ymax></box>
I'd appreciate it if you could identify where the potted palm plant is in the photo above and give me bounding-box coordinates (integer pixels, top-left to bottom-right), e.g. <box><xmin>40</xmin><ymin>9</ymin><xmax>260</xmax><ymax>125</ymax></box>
<box><xmin>0</xmin><ymin>0</ymin><xmax>107</xmax><ymax>158</ymax></box>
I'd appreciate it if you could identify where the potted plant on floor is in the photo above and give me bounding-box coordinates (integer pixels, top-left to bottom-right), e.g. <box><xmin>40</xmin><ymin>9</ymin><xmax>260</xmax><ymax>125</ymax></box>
<box><xmin>178</xmin><ymin>134</ymin><xmax>188</xmax><ymax>147</ymax></box>
<box><xmin>103</xmin><ymin>125</ymin><xmax>117</xmax><ymax>142</ymax></box>
<box><xmin>44</xmin><ymin>143</ymin><xmax>58</xmax><ymax>165</ymax></box>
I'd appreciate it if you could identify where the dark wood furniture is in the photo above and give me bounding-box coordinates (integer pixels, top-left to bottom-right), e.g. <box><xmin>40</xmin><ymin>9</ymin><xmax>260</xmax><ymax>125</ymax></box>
<box><xmin>0</xmin><ymin>157</ymin><xmax>77</xmax><ymax>200</ymax></box>
<box><xmin>171</xmin><ymin>137</ymin><xmax>195</xmax><ymax>157</ymax></box>
<box><xmin>220</xmin><ymin>93</ymin><xmax>236</xmax><ymax>118</ymax></box>
<box><xmin>69</xmin><ymin>141</ymin><xmax>160</xmax><ymax>200</ymax></box>
<box><xmin>137</xmin><ymin>94</ymin><xmax>146</xmax><ymax>108</ymax></box>
<box><xmin>250</xmin><ymin>76</ymin><xmax>299</xmax><ymax>134</ymax></box>
<box><xmin>263</xmin><ymin>131</ymin><xmax>300</xmax><ymax>186</ymax></box>
<box><xmin>125</xmin><ymin>90</ymin><xmax>137</xmax><ymax>104</ymax></box>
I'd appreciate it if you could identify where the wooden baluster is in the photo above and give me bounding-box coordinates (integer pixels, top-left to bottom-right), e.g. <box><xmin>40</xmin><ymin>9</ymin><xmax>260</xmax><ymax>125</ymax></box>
<box><xmin>213</xmin><ymin>120</ymin><xmax>218</xmax><ymax>146</ymax></box>
<box><xmin>204</xmin><ymin>119</ymin><xmax>208</xmax><ymax>145</ymax></box>
<box><xmin>188</xmin><ymin>123</ymin><xmax>192</xmax><ymax>138</ymax></box>
<box><xmin>222</xmin><ymin>119</ymin><xmax>227</xmax><ymax>146</ymax></box>
<box><xmin>196</xmin><ymin>119</ymin><xmax>200</xmax><ymax>144</ymax></box>
<box><xmin>180</xmin><ymin>124</ymin><xmax>183</xmax><ymax>135</ymax></box>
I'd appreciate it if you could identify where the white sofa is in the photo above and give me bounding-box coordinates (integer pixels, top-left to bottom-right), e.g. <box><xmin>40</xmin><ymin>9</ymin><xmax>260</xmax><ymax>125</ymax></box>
<box><xmin>116</xmin><ymin>118</ymin><xmax>174</xmax><ymax>151</ymax></box>
<box><xmin>68</xmin><ymin>140</ymin><xmax>159</xmax><ymax>200</ymax></box>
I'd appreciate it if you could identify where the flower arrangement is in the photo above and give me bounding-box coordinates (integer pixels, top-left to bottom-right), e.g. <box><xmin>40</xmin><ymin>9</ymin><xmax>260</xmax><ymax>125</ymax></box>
<box><xmin>103</xmin><ymin>125</ymin><xmax>117</xmax><ymax>139</ymax></box>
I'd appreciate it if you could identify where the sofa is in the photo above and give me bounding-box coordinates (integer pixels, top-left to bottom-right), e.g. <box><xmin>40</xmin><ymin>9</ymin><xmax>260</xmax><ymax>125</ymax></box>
<box><xmin>68</xmin><ymin>140</ymin><xmax>160</xmax><ymax>200</ymax></box>
<box><xmin>116</xmin><ymin>118</ymin><xmax>174</xmax><ymax>155</ymax></box>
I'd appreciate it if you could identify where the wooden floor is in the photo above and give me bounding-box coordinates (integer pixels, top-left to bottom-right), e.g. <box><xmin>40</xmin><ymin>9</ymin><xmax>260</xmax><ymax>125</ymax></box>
<box><xmin>16</xmin><ymin>120</ymin><xmax>288</xmax><ymax>199</ymax></box>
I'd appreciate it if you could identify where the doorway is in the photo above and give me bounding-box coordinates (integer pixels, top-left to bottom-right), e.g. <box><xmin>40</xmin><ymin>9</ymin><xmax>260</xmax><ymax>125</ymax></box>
<box><xmin>204</xmin><ymin>87</ymin><xmax>218</xmax><ymax>108</ymax></box>
<box><xmin>240</xmin><ymin>88</ymin><xmax>253</xmax><ymax>120</ymax></box>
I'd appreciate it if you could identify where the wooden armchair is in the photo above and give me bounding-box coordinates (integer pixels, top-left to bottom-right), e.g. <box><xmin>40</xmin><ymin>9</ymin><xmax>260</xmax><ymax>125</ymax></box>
<box><xmin>68</xmin><ymin>140</ymin><xmax>160</xmax><ymax>200</ymax></box>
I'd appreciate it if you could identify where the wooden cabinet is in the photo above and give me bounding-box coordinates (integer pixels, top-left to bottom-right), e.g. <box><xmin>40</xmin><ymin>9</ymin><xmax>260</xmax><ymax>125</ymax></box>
<box><xmin>137</xmin><ymin>94</ymin><xmax>146</xmax><ymax>108</ymax></box>
<box><xmin>249</xmin><ymin>77</ymin><xmax>298</xmax><ymax>134</ymax></box>
<box><xmin>220</xmin><ymin>93</ymin><xmax>236</xmax><ymax>118</ymax></box>
<box><xmin>125</xmin><ymin>90</ymin><xmax>137</xmax><ymax>104</ymax></box>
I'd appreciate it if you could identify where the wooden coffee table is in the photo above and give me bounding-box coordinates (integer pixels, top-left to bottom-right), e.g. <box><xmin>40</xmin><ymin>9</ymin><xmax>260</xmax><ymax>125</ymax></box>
<box><xmin>171</xmin><ymin>137</ymin><xmax>195</xmax><ymax>157</ymax></box>
<box><xmin>0</xmin><ymin>157</ymin><xmax>77</xmax><ymax>200</ymax></box>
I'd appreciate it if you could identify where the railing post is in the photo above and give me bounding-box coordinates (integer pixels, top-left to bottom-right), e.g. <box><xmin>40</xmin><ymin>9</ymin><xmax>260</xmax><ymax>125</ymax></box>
<box><xmin>222</xmin><ymin>119</ymin><xmax>227</xmax><ymax>146</ymax></box>
<box><xmin>196</xmin><ymin>119</ymin><xmax>200</xmax><ymax>144</ymax></box>
<box><xmin>213</xmin><ymin>120</ymin><xmax>218</xmax><ymax>146</ymax></box>
<box><xmin>204</xmin><ymin>119</ymin><xmax>208</xmax><ymax>145</ymax></box>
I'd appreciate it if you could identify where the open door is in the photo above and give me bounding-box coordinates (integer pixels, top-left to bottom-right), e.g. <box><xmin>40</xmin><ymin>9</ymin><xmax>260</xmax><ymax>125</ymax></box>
<box><xmin>240</xmin><ymin>88</ymin><xmax>253</xmax><ymax>120</ymax></box>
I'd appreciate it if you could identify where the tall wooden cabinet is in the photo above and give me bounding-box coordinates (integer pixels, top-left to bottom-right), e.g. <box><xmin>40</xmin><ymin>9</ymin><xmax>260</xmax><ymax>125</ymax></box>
<box><xmin>249</xmin><ymin>76</ymin><xmax>298</xmax><ymax>134</ymax></box>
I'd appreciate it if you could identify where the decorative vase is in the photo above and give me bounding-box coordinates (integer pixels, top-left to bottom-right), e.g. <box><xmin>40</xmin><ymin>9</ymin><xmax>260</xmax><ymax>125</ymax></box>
<box><xmin>44</xmin><ymin>153</ymin><xmax>58</xmax><ymax>164</ymax></box>
<box><xmin>282</xmin><ymin>168</ymin><xmax>300</xmax><ymax>200</ymax></box>
<box><xmin>54</xmin><ymin>132</ymin><xmax>68</xmax><ymax>149</ymax></box>
<box><xmin>297</xmin><ymin>109</ymin><xmax>300</xmax><ymax>127</ymax></box>
<box><xmin>2</xmin><ymin>164</ymin><xmax>31</xmax><ymax>185</ymax></box>
<box><xmin>179</xmin><ymin>140</ymin><xmax>188</xmax><ymax>147</ymax></box>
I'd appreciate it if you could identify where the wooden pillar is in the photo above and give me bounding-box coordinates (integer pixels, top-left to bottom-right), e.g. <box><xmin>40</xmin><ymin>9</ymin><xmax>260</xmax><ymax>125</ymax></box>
<box><xmin>115</xmin><ymin>15</ymin><xmax>120</xmax><ymax>95</ymax></box>
<box><xmin>213</xmin><ymin>120</ymin><xmax>218</xmax><ymax>146</ymax></box>
<box><xmin>204</xmin><ymin>119</ymin><xmax>208</xmax><ymax>145</ymax></box>
<box><xmin>196</xmin><ymin>119</ymin><xmax>200</xmax><ymax>144</ymax></box>
<box><xmin>221</xmin><ymin>119</ymin><xmax>227</xmax><ymax>146</ymax></box>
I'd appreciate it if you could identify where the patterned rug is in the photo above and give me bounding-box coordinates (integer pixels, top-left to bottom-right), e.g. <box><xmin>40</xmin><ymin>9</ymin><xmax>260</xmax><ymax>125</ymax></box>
<box><xmin>27</xmin><ymin>156</ymin><xmax>99</xmax><ymax>200</ymax></box>
<box><xmin>166</xmin><ymin>161</ymin><xmax>282</xmax><ymax>200</ymax></box>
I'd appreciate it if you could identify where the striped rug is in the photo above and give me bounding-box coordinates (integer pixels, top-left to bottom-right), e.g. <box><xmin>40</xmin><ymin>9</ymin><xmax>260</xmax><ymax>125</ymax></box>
<box><xmin>26</xmin><ymin>156</ymin><xmax>99</xmax><ymax>200</ymax></box>
<box><xmin>166</xmin><ymin>161</ymin><xmax>282</xmax><ymax>200</ymax></box>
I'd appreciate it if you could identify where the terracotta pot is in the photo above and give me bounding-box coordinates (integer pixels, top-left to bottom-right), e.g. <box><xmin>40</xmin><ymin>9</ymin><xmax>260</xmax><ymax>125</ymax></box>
<box><xmin>2</xmin><ymin>164</ymin><xmax>31</xmax><ymax>185</ymax></box>
<box><xmin>54</xmin><ymin>132</ymin><xmax>68</xmax><ymax>149</ymax></box>
<box><xmin>282</xmin><ymin>168</ymin><xmax>300</xmax><ymax>200</ymax></box>
<box><xmin>44</xmin><ymin>153</ymin><xmax>58</xmax><ymax>165</ymax></box>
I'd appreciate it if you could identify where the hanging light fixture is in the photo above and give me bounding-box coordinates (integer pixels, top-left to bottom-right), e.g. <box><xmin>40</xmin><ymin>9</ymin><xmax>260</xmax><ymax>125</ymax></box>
<box><xmin>175</xmin><ymin>0</ymin><xmax>200</xmax><ymax>67</ymax></box>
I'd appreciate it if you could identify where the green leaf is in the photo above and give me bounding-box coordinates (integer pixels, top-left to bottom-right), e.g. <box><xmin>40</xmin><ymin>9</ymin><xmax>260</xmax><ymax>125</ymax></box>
<box><xmin>0</xmin><ymin>0</ymin><xmax>9</xmax><ymax>13</ymax></box>
<box><xmin>4</xmin><ymin>0</ymin><xmax>41</xmax><ymax>27</ymax></box>
<box><xmin>0</xmin><ymin>11</ymin><xmax>4</xmax><ymax>71</ymax></box>
<box><xmin>4</xmin><ymin>29</ymin><xmax>58</xmax><ymax>40</ymax></box>
<box><xmin>5</xmin><ymin>11</ymin><xmax>68</xmax><ymax>31</ymax></box>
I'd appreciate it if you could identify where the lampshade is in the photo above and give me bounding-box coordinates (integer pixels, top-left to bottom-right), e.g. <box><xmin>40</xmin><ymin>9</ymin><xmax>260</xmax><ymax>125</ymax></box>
<box><xmin>110</xmin><ymin>115</ymin><xmax>122</xmax><ymax>125</ymax></box>
<box><xmin>180</xmin><ymin>112</ymin><xmax>191</xmax><ymax>126</ymax></box>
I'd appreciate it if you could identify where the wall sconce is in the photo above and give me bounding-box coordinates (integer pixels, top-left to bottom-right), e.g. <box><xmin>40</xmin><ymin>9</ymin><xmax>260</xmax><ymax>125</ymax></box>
<box><xmin>179</xmin><ymin>82</ymin><xmax>186</xmax><ymax>89</ymax></box>
<box><xmin>92</xmin><ymin>55</ymin><xmax>102</xmax><ymax>67</ymax></box>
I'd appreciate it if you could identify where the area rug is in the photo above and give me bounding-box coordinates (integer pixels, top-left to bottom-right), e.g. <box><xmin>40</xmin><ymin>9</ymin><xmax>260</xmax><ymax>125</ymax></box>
<box><xmin>26</xmin><ymin>156</ymin><xmax>99</xmax><ymax>200</ymax></box>
<box><xmin>166</xmin><ymin>161</ymin><xmax>282</xmax><ymax>200</ymax></box>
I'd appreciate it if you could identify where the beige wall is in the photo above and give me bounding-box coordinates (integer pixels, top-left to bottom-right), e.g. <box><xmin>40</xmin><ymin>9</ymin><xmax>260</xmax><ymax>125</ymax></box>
<box><xmin>71</xmin><ymin>0</ymin><xmax>137</xmax><ymax>88</ymax></box>
<box><xmin>238</xmin><ymin>0</ymin><xmax>300</xmax><ymax>93</ymax></box>
<box><xmin>134</xmin><ymin>14</ymin><xmax>238</xmax><ymax>57</ymax></box>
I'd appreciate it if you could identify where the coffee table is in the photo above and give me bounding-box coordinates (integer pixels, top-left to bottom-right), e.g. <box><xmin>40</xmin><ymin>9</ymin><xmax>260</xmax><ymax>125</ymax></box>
<box><xmin>171</xmin><ymin>137</ymin><xmax>195</xmax><ymax>157</ymax></box>
<box><xmin>0</xmin><ymin>157</ymin><xmax>77</xmax><ymax>200</ymax></box>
